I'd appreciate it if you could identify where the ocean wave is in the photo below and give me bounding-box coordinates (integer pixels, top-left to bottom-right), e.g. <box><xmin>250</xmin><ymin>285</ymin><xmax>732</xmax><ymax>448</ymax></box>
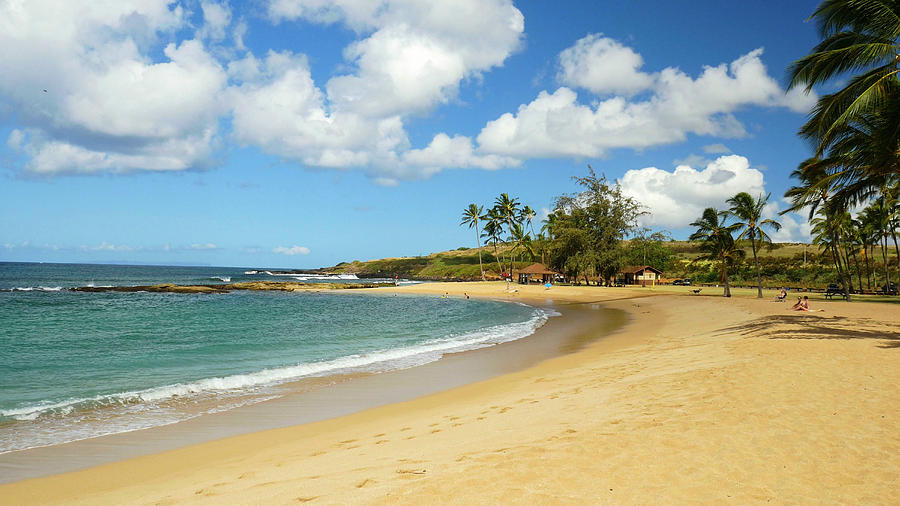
<box><xmin>2</xmin><ymin>306</ymin><xmax>557</xmax><ymax>423</ymax></box>
<box><xmin>5</xmin><ymin>286</ymin><xmax>64</xmax><ymax>292</ymax></box>
<box><xmin>210</xmin><ymin>276</ymin><xmax>231</xmax><ymax>282</ymax></box>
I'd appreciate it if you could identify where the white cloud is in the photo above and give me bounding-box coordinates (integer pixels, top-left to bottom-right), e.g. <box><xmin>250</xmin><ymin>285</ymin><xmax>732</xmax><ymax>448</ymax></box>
<box><xmin>703</xmin><ymin>143</ymin><xmax>731</xmax><ymax>154</ymax></box>
<box><xmin>199</xmin><ymin>1</ymin><xmax>232</xmax><ymax>41</ymax></box>
<box><xmin>619</xmin><ymin>153</ymin><xmax>812</xmax><ymax>242</ymax></box>
<box><xmin>402</xmin><ymin>133</ymin><xmax>519</xmax><ymax>172</ymax></box>
<box><xmin>270</xmin><ymin>0</ymin><xmax>524</xmax><ymax>118</ymax></box>
<box><xmin>274</xmin><ymin>245</ymin><xmax>311</xmax><ymax>255</ymax></box>
<box><xmin>557</xmin><ymin>34</ymin><xmax>653</xmax><ymax>96</ymax></box>
<box><xmin>764</xmin><ymin>201</ymin><xmax>811</xmax><ymax>243</ymax></box>
<box><xmin>186</xmin><ymin>243</ymin><xmax>218</xmax><ymax>250</ymax></box>
<box><xmin>81</xmin><ymin>242</ymin><xmax>135</xmax><ymax>252</ymax></box>
<box><xmin>619</xmin><ymin>155</ymin><xmax>766</xmax><ymax>229</ymax></box>
<box><xmin>477</xmin><ymin>47</ymin><xmax>817</xmax><ymax>158</ymax></box>
<box><xmin>0</xmin><ymin>1</ymin><xmax>225</xmax><ymax>175</ymax></box>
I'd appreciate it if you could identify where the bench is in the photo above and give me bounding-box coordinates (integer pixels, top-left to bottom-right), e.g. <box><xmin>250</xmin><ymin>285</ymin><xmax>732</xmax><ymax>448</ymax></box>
<box><xmin>824</xmin><ymin>287</ymin><xmax>843</xmax><ymax>300</ymax></box>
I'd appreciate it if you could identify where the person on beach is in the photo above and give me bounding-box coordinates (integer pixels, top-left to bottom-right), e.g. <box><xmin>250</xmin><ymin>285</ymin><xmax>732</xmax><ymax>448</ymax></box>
<box><xmin>792</xmin><ymin>296</ymin><xmax>810</xmax><ymax>311</ymax></box>
<box><xmin>776</xmin><ymin>287</ymin><xmax>787</xmax><ymax>302</ymax></box>
<box><xmin>463</xmin><ymin>292</ymin><xmax>470</xmax><ymax>299</ymax></box>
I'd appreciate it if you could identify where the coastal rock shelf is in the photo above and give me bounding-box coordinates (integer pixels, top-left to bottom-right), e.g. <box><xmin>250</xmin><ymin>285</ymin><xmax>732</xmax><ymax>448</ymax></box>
<box><xmin>71</xmin><ymin>281</ymin><xmax>382</xmax><ymax>294</ymax></box>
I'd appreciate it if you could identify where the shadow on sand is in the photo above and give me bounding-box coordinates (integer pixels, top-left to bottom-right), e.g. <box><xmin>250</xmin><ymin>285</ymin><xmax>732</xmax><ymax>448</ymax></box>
<box><xmin>719</xmin><ymin>314</ymin><xmax>900</xmax><ymax>349</ymax></box>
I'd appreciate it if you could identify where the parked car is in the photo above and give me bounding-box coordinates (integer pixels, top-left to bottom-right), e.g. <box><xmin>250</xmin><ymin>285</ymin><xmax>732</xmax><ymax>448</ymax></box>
<box><xmin>882</xmin><ymin>282</ymin><xmax>898</xmax><ymax>295</ymax></box>
<box><xmin>683</xmin><ymin>278</ymin><xmax>692</xmax><ymax>286</ymax></box>
<box><xmin>672</xmin><ymin>279</ymin><xmax>684</xmax><ymax>285</ymax></box>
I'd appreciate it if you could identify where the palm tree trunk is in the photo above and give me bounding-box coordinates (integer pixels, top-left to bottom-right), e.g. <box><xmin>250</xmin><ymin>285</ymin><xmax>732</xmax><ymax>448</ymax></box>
<box><xmin>750</xmin><ymin>232</ymin><xmax>762</xmax><ymax>298</ymax></box>
<box><xmin>492</xmin><ymin>240</ymin><xmax>503</xmax><ymax>275</ymax></box>
<box><xmin>840</xmin><ymin>242</ymin><xmax>855</xmax><ymax>294</ymax></box>
<box><xmin>864</xmin><ymin>244</ymin><xmax>873</xmax><ymax>291</ymax></box>
<box><xmin>475</xmin><ymin>222</ymin><xmax>485</xmax><ymax>281</ymax></box>
<box><xmin>831</xmin><ymin>230</ymin><xmax>851</xmax><ymax>301</ymax></box>
<box><xmin>721</xmin><ymin>254</ymin><xmax>731</xmax><ymax>297</ymax></box>
<box><xmin>882</xmin><ymin>235</ymin><xmax>891</xmax><ymax>292</ymax></box>
<box><xmin>892</xmin><ymin>230</ymin><xmax>900</xmax><ymax>278</ymax></box>
<box><xmin>850</xmin><ymin>247</ymin><xmax>863</xmax><ymax>293</ymax></box>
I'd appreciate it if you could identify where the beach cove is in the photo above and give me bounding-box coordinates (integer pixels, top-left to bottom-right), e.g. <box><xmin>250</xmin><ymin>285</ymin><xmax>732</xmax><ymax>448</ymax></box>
<box><xmin>2</xmin><ymin>282</ymin><xmax>898</xmax><ymax>504</ymax></box>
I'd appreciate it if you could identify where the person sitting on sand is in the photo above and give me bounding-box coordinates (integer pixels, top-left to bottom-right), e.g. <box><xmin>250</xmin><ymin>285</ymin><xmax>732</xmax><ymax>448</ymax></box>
<box><xmin>776</xmin><ymin>287</ymin><xmax>787</xmax><ymax>302</ymax></box>
<box><xmin>793</xmin><ymin>296</ymin><xmax>811</xmax><ymax>311</ymax></box>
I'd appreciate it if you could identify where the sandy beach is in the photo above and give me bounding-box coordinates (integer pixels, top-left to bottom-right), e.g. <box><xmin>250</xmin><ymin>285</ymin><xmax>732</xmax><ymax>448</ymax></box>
<box><xmin>2</xmin><ymin>282</ymin><xmax>898</xmax><ymax>504</ymax></box>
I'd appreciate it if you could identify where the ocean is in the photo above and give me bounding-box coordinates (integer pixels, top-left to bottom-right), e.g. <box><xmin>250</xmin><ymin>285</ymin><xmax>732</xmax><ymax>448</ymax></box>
<box><xmin>0</xmin><ymin>262</ymin><xmax>554</xmax><ymax>454</ymax></box>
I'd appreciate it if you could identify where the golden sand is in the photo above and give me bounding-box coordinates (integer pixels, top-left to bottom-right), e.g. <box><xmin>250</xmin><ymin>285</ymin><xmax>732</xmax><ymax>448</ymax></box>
<box><xmin>2</xmin><ymin>282</ymin><xmax>897</xmax><ymax>504</ymax></box>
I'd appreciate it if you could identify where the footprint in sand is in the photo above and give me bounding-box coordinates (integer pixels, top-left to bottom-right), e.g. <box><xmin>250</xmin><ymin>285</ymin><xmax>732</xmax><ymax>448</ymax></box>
<box><xmin>356</xmin><ymin>478</ymin><xmax>376</xmax><ymax>488</ymax></box>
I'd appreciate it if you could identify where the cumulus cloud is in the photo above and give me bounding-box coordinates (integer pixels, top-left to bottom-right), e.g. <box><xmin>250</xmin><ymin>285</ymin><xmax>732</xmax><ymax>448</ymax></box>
<box><xmin>619</xmin><ymin>155</ymin><xmax>766</xmax><ymax>229</ymax></box>
<box><xmin>0</xmin><ymin>2</ymin><xmax>815</xmax><ymax>186</ymax></box>
<box><xmin>0</xmin><ymin>2</ymin><xmax>226</xmax><ymax>175</ymax></box>
<box><xmin>270</xmin><ymin>0</ymin><xmax>524</xmax><ymax>118</ymax></box>
<box><xmin>619</xmin><ymin>154</ymin><xmax>811</xmax><ymax>241</ymax></box>
<box><xmin>274</xmin><ymin>245</ymin><xmax>311</xmax><ymax>255</ymax></box>
<box><xmin>557</xmin><ymin>34</ymin><xmax>653</xmax><ymax>96</ymax></box>
<box><xmin>477</xmin><ymin>46</ymin><xmax>817</xmax><ymax>158</ymax></box>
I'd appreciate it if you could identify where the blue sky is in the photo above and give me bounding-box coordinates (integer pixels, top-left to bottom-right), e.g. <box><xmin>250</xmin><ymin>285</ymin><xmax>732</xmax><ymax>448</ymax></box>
<box><xmin>0</xmin><ymin>0</ymin><xmax>824</xmax><ymax>268</ymax></box>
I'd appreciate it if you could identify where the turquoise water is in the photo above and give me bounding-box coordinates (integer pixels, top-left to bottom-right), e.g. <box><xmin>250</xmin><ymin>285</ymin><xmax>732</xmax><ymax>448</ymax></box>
<box><xmin>0</xmin><ymin>263</ymin><xmax>552</xmax><ymax>453</ymax></box>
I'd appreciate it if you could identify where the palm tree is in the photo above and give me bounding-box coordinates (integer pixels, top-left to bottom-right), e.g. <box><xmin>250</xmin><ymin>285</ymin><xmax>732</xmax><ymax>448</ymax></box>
<box><xmin>482</xmin><ymin>209</ymin><xmax>505</xmax><ymax>275</ymax></box>
<box><xmin>460</xmin><ymin>203</ymin><xmax>486</xmax><ymax>281</ymax></box>
<box><xmin>690</xmin><ymin>207</ymin><xmax>744</xmax><ymax>297</ymax></box>
<box><xmin>727</xmin><ymin>192</ymin><xmax>782</xmax><ymax>298</ymax></box>
<box><xmin>788</xmin><ymin>0</ymin><xmax>900</xmax><ymax>156</ymax></box>
<box><xmin>520</xmin><ymin>205</ymin><xmax>537</xmax><ymax>238</ymax></box>
<box><xmin>783</xmin><ymin>158</ymin><xmax>854</xmax><ymax>300</ymax></box>
<box><xmin>493</xmin><ymin>193</ymin><xmax>521</xmax><ymax>276</ymax></box>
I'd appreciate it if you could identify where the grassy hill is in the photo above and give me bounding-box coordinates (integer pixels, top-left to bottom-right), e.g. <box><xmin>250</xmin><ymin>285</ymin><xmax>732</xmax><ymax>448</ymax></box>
<box><xmin>326</xmin><ymin>240</ymin><xmax>896</xmax><ymax>291</ymax></box>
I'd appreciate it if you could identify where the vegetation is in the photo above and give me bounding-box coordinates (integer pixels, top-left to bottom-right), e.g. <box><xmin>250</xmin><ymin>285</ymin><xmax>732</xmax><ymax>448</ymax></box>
<box><xmin>689</xmin><ymin>208</ymin><xmax>745</xmax><ymax>297</ymax></box>
<box><xmin>727</xmin><ymin>192</ymin><xmax>782</xmax><ymax>298</ymax></box>
<box><xmin>785</xmin><ymin>0</ymin><xmax>900</xmax><ymax>299</ymax></box>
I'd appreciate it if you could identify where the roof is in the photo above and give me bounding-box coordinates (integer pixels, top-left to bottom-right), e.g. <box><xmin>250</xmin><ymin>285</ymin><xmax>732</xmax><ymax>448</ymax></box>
<box><xmin>620</xmin><ymin>265</ymin><xmax>663</xmax><ymax>275</ymax></box>
<box><xmin>517</xmin><ymin>263</ymin><xmax>559</xmax><ymax>275</ymax></box>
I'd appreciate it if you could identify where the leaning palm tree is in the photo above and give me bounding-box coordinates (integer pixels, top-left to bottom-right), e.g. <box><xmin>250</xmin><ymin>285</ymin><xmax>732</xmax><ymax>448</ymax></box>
<box><xmin>727</xmin><ymin>192</ymin><xmax>782</xmax><ymax>298</ymax></box>
<box><xmin>783</xmin><ymin>158</ymin><xmax>854</xmax><ymax>300</ymax></box>
<box><xmin>460</xmin><ymin>203</ymin><xmax>486</xmax><ymax>281</ymax></box>
<box><xmin>788</xmin><ymin>0</ymin><xmax>900</xmax><ymax>156</ymax></box>
<box><xmin>690</xmin><ymin>207</ymin><xmax>744</xmax><ymax>297</ymax></box>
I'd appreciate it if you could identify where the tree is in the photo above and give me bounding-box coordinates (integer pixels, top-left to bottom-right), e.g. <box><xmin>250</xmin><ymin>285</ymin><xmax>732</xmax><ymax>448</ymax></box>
<box><xmin>783</xmin><ymin>158</ymin><xmax>854</xmax><ymax>300</ymax></box>
<box><xmin>690</xmin><ymin>207</ymin><xmax>744</xmax><ymax>297</ymax></box>
<box><xmin>788</xmin><ymin>0</ymin><xmax>900</xmax><ymax>157</ymax></box>
<box><xmin>625</xmin><ymin>228</ymin><xmax>674</xmax><ymax>271</ymax></box>
<box><xmin>460</xmin><ymin>203</ymin><xmax>486</xmax><ymax>281</ymax></box>
<box><xmin>481</xmin><ymin>208</ymin><xmax>505</xmax><ymax>275</ymax></box>
<box><xmin>493</xmin><ymin>193</ymin><xmax>521</xmax><ymax>276</ymax></box>
<box><xmin>549</xmin><ymin>167</ymin><xmax>643</xmax><ymax>285</ymax></box>
<box><xmin>727</xmin><ymin>192</ymin><xmax>782</xmax><ymax>298</ymax></box>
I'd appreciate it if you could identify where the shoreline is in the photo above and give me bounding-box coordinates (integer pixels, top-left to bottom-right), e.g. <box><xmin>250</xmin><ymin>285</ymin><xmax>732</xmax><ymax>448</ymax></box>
<box><xmin>0</xmin><ymin>285</ymin><xmax>626</xmax><ymax>484</ymax></box>
<box><xmin>2</xmin><ymin>282</ymin><xmax>897</xmax><ymax>503</ymax></box>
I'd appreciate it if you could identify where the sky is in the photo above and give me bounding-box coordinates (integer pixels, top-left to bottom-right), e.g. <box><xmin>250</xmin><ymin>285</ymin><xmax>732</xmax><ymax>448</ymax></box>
<box><xmin>0</xmin><ymin>0</ymin><xmax>826</xmax><ymax>268</ymax></box>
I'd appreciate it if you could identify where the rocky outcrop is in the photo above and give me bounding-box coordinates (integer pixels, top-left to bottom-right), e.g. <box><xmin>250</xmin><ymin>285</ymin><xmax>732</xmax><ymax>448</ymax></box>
<box><xmin>71</xmin><ymin>281</ymin><xmax>382</xmax><ymax>294</ymax></box>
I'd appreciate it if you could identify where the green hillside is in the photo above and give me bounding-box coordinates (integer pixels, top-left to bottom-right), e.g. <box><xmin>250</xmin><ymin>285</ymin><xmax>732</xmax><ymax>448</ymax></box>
<box><xmin>326</xmin><ymin>241</ymin><xmax>895</xmax><ymax>290</ymax></box>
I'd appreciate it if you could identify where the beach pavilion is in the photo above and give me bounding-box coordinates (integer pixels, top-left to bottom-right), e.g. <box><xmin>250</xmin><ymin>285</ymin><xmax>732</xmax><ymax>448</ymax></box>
<box><xmin>619</xmin><ymin>265</ymin><xmax>663</xmax><ymax>286</ymax></box>
<box><xmin>516</xmin><ymin>263</ymin><xmax>560</xmax><ymax>284</ymax></box>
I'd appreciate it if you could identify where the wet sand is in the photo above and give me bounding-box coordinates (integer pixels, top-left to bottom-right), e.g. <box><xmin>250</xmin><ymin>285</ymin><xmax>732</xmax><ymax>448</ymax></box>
<box><xmin>1</xmin><ymin>282</ymin><xmax>898</xmax><ymax>504</ymax></box>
